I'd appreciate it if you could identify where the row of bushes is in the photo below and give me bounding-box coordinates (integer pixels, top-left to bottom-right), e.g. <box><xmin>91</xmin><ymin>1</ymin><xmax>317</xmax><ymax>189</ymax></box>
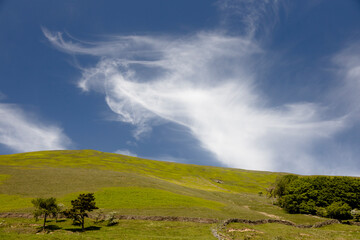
<box><xmin>269</xmin><ymin>175</ymin><xmax>360</xmax><ymax>220</ymax></box>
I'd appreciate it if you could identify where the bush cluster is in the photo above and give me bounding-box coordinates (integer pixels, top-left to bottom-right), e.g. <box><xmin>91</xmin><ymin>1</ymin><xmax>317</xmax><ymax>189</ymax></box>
<box><xmin>273</xmin><ymin>175</ymin><xmax>360</xmax><ymax>220</ymax></box>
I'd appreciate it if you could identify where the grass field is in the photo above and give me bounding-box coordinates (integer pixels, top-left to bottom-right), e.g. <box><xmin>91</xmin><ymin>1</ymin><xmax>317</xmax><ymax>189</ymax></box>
<box><xmin>0</xmin><ymin>149</ymin><xmax>359</xmax><ymax>239</ymax></box>
<box><xmin>0</xmin><ymin>149</ymin><xmax>278</xmax><ymax>193</ymax></box>
<box><xmin>0</xmin><ymin>218</ymin><xmax>214</xmax><ymax>239</ymax></box>
<box><xmin>220</xmin><ymin>222</ymin><xmax>360</xmax><ymax>240</ymax></box>
<box><xmin>0</xmin><ymin>217</ymin><xmax>359</xmax><ymax>240</ymax></box>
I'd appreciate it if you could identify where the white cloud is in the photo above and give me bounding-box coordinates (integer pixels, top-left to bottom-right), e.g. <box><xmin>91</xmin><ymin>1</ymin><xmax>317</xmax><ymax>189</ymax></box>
<box><xmin>332</xmin><ymin>43</ymin><xmax>360</xmax><ymax>118</ymax></box>
<box><xmin>216</xmin><ymin>0</ymin><xmax>282</xmax><ymax>37</ymax></box>
<box><xmin>114</xmin><ymin>149</ymin><xmax>137</xmax><ymax>157</ymax></box>
<box><xmin>44</xmin><ymin>29</ymin><xmax>348</xmax><ymax>173</ymax></box>
<box><xmin>0</xmin><ymin>103</ymin><xmax>71</xmax><ymax>153</ymax></box>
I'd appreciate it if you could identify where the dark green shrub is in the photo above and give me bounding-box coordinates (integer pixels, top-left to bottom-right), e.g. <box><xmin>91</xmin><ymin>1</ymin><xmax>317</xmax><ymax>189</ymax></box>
<box><xmin>326</xmin><ymin>202</ymin><xmax>351</xmax><ymax>220</ymax></box>
<box><xmin>273</xmin><ymin>175</ymin><xmax>360</xmax><ymax>220</ymax></box>
<box><xmin>315</xmin><ymin>207</ymin><xmax>328</xmax><ymax>217</ymax></box>
<box><xmin>298</xmin><ymin>199</ymin><xmax>316</xmax><ymax>214</ymax></box>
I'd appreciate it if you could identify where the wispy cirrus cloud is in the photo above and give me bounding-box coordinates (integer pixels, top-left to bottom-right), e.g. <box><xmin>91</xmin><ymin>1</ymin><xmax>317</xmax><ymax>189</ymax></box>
<box><xmin>332</xmin><ymin>43</ymin><xmax>360</xmax><ymax>118</ymax></box>
<box><xmin>216</xmin><ymin>0</ymin><xmax>282</xmax><ymax>37</ymax></box>
<box><xmin>44</xmin><ymin>27</ymin><xmax>348</xmax><ymax>173</ymax></box>
<box><xmin>42</xmin><ymin>0</ymin><xmax>359</xmax><ymax>174</ymax></box>
<box><xmin>0</xmin><ymin>103</ymin><xmax>71</xmax><ymax>153</ymax></box>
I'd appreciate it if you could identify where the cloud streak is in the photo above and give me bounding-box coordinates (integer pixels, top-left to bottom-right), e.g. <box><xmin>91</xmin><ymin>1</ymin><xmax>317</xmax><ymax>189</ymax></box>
<box><xmin>42</xmin><ymin>0</ymin><xmax>360</xmax><ymax>174</ymax></box>
<box><xmin>44</xmin><ymin>27</ymin><xmax>350</xmax><ymax>173</ymax></box>
<box><xmin>0</xmin><ymin>103</ymin><xmax>71</xmax><ymax>153</ymax></box>
<box><xmin>332</xmin><ymin>43</ymin><xmax>360</xmax><ymax>119</ymax></box>
<box><xmin>216</xmin><ymin>0</ymin><xmax>282</xmax><ymax>37</ymax></box>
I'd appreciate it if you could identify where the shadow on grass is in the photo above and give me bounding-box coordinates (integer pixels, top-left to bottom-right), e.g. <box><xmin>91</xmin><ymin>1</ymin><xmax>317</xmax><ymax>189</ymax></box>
<box><xmin>54</xmin><ymin>219</ymin><xmax>66</xmax><ymax>223</ymax></box>
<box><xmin>46</xmin><ymin>225</ymin><xmax>62</xmax><ymax>230</ymax></box>
<box><xmin>35</xmin><ymin>225</ymin><xmax>62</xmax><ymax>233</ymax></box>
<box><xmin>65</xmin><ymin>226</ymin><xmax>102</xmax><ymax>232</ymax></box>
<box><xmin>107</xmin><ymin>222</ymin><xmax>119</xmax><ymax>226</ymax></box>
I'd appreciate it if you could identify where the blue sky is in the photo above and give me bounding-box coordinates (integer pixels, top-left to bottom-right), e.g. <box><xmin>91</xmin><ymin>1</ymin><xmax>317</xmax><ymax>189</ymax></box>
<box><xmin>0</xmin><ymin>0</ymin><xmax>360</xmax><ymax>175</ymax></box>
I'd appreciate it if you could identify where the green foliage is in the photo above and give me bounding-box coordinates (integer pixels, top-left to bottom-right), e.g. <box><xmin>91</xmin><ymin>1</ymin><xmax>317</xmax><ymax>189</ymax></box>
<box><xmin>275</xmin><ymin>175</ymin><xmax>360</xmax><ymax>220</ymax></box>
<box><xmin>351</xmin><ymin>209</ymin><xmax>360</xmax><ymax>222</ymax></box>
<box><xmin>315</xmin><ymin>207</ymin><xmax>328</xmax><ymax>218</ymax></box>
<box><xmin>326</xmin><ymin>202</ymin><xmax>352</xmax><ymax>220</ymax></box>
<box><xmin>31</xmin><ymin>197</ymin><xmax>59</xmax><ymax>230</ymax></box>
<box><xmin>265</xmin><ymin>175</ymin><xmax>297</xmax><ymax>205</ymax></box>
<box><xmin>273</xmin><ymin>174</ymin><xmax>298</xmax><ymax>198</ymax></box>
<box><xmin>64</xmin><ymin>193</ymin><xmax>98</xmax><ymax>231</ymax></box>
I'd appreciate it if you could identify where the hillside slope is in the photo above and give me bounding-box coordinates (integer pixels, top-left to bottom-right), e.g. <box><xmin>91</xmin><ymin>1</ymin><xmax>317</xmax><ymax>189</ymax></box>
<box><xmin>0</xmin><ymin>150</ymin><xmax>322</xmax><ymax>223</ymax></box>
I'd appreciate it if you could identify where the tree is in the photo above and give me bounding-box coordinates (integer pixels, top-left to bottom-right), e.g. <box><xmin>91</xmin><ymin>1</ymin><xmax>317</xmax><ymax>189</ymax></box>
<box><xmin>265</xmin><ymin>185</ymin><xmax>275</xmax><ymax>204</ymax></box>
<box><xmin>326</xmin><ymin>201</ymin><xmax>352</xmax><ymax>220</ymax></box>
<box><xmin>31</xmin><ymin>197</ymin><xmax>59</xmax><ymax>231</ymax></box>
<box><xmin>273</xmin><ymin>175</ymin><xmax>298</xmax><ymax>198</ymax></box>
<box><xmin>64</xmin><ymin>193</ymin><xmax>98</xmax><ymax>231</ymax></box>
<box><xmin>273</xmin><ymin>175</ymin><xmax>360</xmax><ymax>219</ymax></box>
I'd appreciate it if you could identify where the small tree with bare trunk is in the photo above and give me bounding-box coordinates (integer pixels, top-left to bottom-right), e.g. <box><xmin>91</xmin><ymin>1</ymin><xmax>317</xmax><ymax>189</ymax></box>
<box><xmin>32</xmin><ymin>197</ymin><xmax>59</xmax><ymax>231</ymax></box>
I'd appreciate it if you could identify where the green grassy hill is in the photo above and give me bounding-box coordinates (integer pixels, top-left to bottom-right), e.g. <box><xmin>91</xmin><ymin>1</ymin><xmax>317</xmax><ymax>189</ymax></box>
<box><xmin>0</xmin><ymin>149</ymin><xmax>281</xmax><ymax>218</ymax></box>
<box><xmin>0</xmin><ymin>149</ymin><xmax>359</xmax><ymax>239</ymax></box>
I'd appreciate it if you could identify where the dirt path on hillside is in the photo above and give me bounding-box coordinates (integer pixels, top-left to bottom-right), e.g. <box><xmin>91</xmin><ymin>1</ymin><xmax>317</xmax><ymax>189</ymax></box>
<box><xmin>257</xmin><ymin>211</ymin><xmax>281</xmax><ymax>219</ymax></box>
<box><xmin>243</xmin><ymin>205</ymin><xmax>281</xmax><ymax>219</ymax></box>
